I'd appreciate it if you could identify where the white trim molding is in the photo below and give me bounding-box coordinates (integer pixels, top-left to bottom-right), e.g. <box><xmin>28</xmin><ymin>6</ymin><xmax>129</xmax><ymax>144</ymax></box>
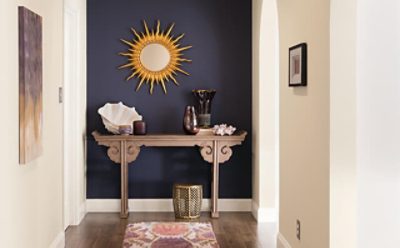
<box><xmin>49</xmin><ymin>231</ymin><xmax>65</xmax><ymax>248</ymax></box>
<box><xmin>277</xmin><ymin>233</ymin><xmax>292</xmax><ymax>248</ymax></box>
<box><xmin>76</xmin><ymin>202</ymin><xmax>87</xmax><ymax>225</ymax></box>
<box><xmin>64</xmin><ymin>6</ymin><xmax>87</xmax><ymax>229</ymax></box>
<box><xmin>251</xmin><ymin>201</ymin><xmax>278</xmax><ymax>222</ymax></box>
<box><xmin>86</xmin><ymin>199</ymin><xmax>252</xmax><ymax>213</ymax></box>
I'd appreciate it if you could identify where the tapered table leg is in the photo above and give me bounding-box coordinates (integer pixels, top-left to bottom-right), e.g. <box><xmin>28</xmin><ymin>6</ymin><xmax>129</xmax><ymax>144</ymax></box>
<box><xmin>120</xmin><ymin>141</ymin><xmax>129</xmax><ymax>218</ymax></box>
<box><xmin>211</xmin><ymin>141</ymin><xmax>220</xmax><ymax>218</ymax></box>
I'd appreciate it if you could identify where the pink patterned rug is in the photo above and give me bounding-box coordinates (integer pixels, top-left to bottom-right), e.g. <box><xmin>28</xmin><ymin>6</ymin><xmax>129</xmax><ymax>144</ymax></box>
<box><xmin>123</xmin><ymin>222</ymin><xmax>219</xmax><ymax>248</ymax></box>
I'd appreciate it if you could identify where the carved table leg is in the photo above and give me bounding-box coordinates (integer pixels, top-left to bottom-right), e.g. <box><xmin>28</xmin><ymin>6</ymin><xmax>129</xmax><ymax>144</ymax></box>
<box><xmin>211</xmin><ymin>140</ymin><xmax>220</xmax><ymax>218</ymax></box>
<box><xmin>120</xmin><ymin>141</ymin><xmax>129</xmax><ymax>218</ymax></box>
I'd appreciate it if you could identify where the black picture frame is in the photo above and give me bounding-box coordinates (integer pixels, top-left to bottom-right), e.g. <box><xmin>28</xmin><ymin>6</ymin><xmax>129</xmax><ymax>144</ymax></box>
<box><xmin>288</xmin><ymin>43</ymin><xmax>307</xmax><ymax>87</ymax></box>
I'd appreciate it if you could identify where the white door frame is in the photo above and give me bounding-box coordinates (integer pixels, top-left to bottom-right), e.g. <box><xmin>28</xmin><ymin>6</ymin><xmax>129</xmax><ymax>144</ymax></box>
<box><xmin>63</xmin><ymin>6</ymin><xmax>84</xmax><ymax>228</ymax></box>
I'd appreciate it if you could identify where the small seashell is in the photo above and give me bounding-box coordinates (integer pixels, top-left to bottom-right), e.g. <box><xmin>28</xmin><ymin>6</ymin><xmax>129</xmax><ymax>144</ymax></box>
<box><xmin>212</xmin><ymin>124</ymin><xmax>237</xmax><ymax>136</ymax></box>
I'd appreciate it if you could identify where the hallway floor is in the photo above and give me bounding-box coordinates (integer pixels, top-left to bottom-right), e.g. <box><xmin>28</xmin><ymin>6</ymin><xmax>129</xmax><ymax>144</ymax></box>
<box><xmin>65</xmin><ymin>212</ymin><xmax>277</xmax><ymax>248</ymax></box>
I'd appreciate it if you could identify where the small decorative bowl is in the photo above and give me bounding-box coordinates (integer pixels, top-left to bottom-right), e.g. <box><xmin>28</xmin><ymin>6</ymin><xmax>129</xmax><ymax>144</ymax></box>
<box><xmin>118</xmin><ymin>125</ymin><xmax>133</xmax><ymax>135</ymax></box>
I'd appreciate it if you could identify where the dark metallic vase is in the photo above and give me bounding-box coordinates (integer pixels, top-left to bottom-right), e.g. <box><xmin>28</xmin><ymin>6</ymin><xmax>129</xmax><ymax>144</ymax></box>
<box><xmin>183</xmin><ymin>106</ymin><xmax>200</xmax><ymax>135</ymax></box>
<box><xmin>193</xmin><ymin>89</ymin><xmax>216</xmax><ymax>128</ymax></box>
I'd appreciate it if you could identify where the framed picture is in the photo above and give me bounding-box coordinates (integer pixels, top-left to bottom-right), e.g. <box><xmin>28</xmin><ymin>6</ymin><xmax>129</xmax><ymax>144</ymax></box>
<box><xmin>19</xmin><ymin>6</ymin><xmax>43</xmax><ymax>164</ymax></box>
<box><xmin>289</xmin><ymin>43</ymin><xmax>307</xmax><ymax>87</ymax></box>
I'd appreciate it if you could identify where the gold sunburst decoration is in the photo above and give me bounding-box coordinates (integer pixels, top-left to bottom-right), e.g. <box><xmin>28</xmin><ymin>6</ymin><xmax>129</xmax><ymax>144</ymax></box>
<box><xmin>119</xmin><ymin>20</ymin><xmax>192</xmax><ymax>94</ymax></box>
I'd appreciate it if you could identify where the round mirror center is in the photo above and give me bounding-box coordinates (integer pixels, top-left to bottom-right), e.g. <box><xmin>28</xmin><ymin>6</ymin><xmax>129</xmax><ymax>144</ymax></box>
<box><xmin>140</xmin><ymin>43</ymin><xmax>170</xmax><ymax>72</ymax></box>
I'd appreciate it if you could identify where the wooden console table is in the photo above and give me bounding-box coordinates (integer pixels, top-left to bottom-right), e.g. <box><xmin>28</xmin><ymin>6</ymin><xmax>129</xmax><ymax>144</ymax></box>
<box><xmin>92</xmin><ymin>131</ymin><xmax>247</xmax><ymax>219</ymax></box>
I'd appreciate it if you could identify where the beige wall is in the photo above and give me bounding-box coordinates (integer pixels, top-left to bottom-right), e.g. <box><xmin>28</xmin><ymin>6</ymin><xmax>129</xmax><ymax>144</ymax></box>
<box><xmin>278</xmin><ymin>0</ymin><xmax>330</xmax><ymax>247</ymax></box>
<box><xmin>252</xmin><ymin>0</ymin><xmax>262</xmax><ymax>213</ymax></box>
<box><xmin>0</xmin><ymin>0</ymin><xmax>64</xmax><ymax>247</ymax></box>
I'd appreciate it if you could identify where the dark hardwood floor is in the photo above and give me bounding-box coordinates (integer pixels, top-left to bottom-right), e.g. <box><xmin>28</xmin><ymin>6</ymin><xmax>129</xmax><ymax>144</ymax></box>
<box><xmin>65</xmin><ymin>212</ymin><xmax>277</xmax><ymax>248</ymax></box>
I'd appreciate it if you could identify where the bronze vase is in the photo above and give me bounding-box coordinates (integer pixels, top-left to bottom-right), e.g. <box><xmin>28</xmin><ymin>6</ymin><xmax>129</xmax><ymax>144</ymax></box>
<box><xmin>183</xmin><ymin>106</ymin><xmax>200</xmax><ymax>135</ymax></box>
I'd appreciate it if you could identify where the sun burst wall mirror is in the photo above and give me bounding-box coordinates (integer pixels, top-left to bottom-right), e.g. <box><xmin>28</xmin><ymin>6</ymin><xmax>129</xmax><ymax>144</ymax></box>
<box><xmin>119</xmin><ymin>20</ymin><xmax>192</xmax><ymax>94</ymax></box>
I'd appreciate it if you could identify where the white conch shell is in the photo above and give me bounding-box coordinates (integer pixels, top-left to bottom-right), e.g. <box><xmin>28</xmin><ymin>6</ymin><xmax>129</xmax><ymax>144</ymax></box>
<box><xmin>98</xmin><ymin>102</ymin><xmax>142</xmax><ymax>134</ymax></box>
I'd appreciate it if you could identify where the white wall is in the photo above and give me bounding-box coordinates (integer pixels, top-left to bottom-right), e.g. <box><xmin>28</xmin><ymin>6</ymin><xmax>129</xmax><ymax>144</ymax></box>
<box><xmin>277</xmin><ymin>0</ymin><xmax>330</xmax><ymax>247</ymax></box>
<box><xmin>330</xmin><ymin>0</ymin><xmax>357</xmax><ymax>247</ymax></box>
<box><xmin>0</xmin><ymin>0</ymin><xmax>64</xmax><ymax>247</ymax></box>
<box><xmin>64</xmin><ymin>0</ymin><xmax>87</xmax><ymax>226</ymax></box>
<box><xmin>252</xmin><ymin>0</ymin><xmax>279</xmax><ymax>222</ymax></box>
<box><xmin>356</xmin><ymin>0</ymin><xmax>400</xmax><ymax>247</ymax></box>
<box><xmin>269</xmin><ymin>1</ymin><xmax>400</xmax><ymax>247</ymax></box>
<box><xmin>331</xmin><ymin>1</ymin><xmax>400</xmax><ymax>247</ymax></box>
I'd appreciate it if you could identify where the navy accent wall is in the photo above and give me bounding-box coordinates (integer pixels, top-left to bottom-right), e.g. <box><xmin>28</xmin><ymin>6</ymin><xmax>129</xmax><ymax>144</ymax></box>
<box><xmin>87</xmin><ymin>0</ymin><xmax>252</xmax><ymax>199</ymax></box>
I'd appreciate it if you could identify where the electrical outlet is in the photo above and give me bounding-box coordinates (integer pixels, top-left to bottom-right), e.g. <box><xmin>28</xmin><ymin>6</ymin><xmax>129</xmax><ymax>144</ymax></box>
<box><xmin>59</xmin><ymin>87</ymin><xmax>63</xmax><ymax>103</ymax></box>
<box><xmin>296</xmin><ymin>219</ymin><xmax>301</xmax><ymax>240</ymax></box>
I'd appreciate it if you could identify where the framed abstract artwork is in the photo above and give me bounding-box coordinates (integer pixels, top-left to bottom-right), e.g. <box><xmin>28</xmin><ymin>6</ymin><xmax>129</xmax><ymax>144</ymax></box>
<box><xmin>19</xmin><ymin>6</ymin><xmax>43</xmax><ymax>164</ymax></box>
<box><xmin>289</xmin><ymin>43</ymin><xmax>307</xmax><ymax>87</ymax></box>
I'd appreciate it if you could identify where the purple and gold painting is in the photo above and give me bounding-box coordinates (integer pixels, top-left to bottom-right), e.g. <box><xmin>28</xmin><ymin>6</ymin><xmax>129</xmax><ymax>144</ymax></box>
<box><xmin>19</xmin><ymin>7</ymin><xmax>43</xmax><ymax>164</ymax></box>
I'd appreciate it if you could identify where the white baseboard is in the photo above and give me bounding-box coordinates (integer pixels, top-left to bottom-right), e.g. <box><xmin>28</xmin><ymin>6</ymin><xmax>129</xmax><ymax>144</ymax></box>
<box><xmin>86</xmin><ymin>199</ymin><xmax>252</xmax><ymax>212</ymax></box>
<box><xmin>277</xmin><ymin>233</ymin><xmax>292</xmax><ymax>248</ymax></box>
<box><xmin>251</xmin><ymin>201</ymin><xmax>278</xmax><ymax>222</ymax></box>
<box><xmin>49</xmin><ymin>231</ymin><xmax>65</xmax><ymax>248</ymax></box>
<box><xmin>76</xmin><ymin>201</ymin><xmax>87</xmax><ymax>225</ymax></box>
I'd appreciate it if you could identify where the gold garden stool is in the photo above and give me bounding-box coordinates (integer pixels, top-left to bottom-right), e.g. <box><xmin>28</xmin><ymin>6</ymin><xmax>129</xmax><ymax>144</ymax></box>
<box><xmin>173</xmin><ymin>184</ymin><xmax>203</xmax><ymax>219</ymax></box>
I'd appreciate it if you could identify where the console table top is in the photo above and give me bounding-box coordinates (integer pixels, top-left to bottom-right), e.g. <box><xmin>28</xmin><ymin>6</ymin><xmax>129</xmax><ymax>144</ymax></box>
<box><xmin>92</xmin><ymin>130</ymin><xmax>247</xmax><ymax>142</ymax></box>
